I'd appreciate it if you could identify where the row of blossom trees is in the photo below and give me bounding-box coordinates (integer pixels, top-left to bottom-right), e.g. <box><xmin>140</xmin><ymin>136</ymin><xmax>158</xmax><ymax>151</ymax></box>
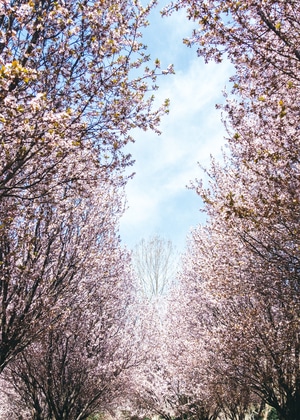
<box><xmin>125</xmin><ymin>1</ymin><xmax>300</xmax><ymax>420</ymax></box>
<box><xmin>159</xmin><ymin>1</ymin><xmax>300</xmax><ymax>419</ymax></box>
<box><xmin>2</xmin><ymin>0</ymin><xmax>299</xmax><ymax>419</ymax></box>
<box><xmin>0</xmin><ymin>0</ymin><xmax>174</xmax><ymax>418</ymax></box>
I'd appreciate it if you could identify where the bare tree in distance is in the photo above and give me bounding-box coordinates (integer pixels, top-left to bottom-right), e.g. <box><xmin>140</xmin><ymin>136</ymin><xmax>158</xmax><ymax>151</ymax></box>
<box><xmin>132</xmin><ymin>235</ymin><xmax>178</xmax><ymax>299</ymax></box>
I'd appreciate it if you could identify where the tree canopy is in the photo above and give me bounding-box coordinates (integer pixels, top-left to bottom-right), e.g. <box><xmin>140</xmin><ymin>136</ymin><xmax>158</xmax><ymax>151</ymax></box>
<box><xmin>1</xmin><ymin>1</ymin><xmax>300</xmax><ymax>420</ymax></box>
<box><xmin>0</xmin><ymin>0</ymin><xmax>172</xmax><ymax>417</ymax></box>
<box><xmin>158</xmin><ymin>1</ymin><xmax>300</xmax><ymax>419</ymax></box>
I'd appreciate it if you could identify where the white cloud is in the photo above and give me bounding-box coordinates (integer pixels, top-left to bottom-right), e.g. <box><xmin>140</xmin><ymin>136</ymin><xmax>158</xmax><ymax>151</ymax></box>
<box><xmin>119</xmin><ymin>8</ymin><xmax>233</xmax><ymax>252</ymax></box>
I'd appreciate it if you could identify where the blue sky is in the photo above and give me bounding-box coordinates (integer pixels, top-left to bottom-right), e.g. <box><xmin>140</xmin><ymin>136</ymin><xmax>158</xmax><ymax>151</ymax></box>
<box><xmin>119</xmin><ymin>3</ymin><xmax>233</xmax><ymax>253</ymax></box>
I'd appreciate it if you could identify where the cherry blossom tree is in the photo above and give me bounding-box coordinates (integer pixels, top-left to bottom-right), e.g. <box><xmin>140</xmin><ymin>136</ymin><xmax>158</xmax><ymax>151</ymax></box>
<box><xmin>169</xmin><ymin>231</ymin><xmax>273</xmax><ymax>419</ymax></box>
<box><xmin>162</xmin><ymin>1</ymin><xmax>300</xmax><ymax>419</ymax></box>
<box><xmin>0</xmin><ymin>0</ymin><xmax>172</xmax><ymax>207</ymax></box>
<box><xmin>123</xmin><ymin>301</ymin><xmax>175</xmax><ymax>420</ymax></box>
<box><xmin>0</xmin><ymin>0</ymin><xmax>173</xmax><ymax>372</ymax></box>
<box><xmin>0</xmin><ymin>166</ymin><xmax>125</xmax><ymax>372</ymax></box>
<box><xmin>5</xmin><ymin>235</ymin><xmax>140</xmax><ymax>420</ymax></box>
